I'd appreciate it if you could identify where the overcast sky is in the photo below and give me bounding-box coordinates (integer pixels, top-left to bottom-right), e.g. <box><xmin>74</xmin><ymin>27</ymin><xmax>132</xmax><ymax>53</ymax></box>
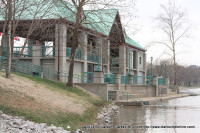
<box><xmin>126</xmin><ymin>0</ymin><xmax>200</xmax><ymax>66</ymax></box>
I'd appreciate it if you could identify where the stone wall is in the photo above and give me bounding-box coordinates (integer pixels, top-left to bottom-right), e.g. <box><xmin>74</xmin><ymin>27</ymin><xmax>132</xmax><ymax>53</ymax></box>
<box><xmin>125</xmin><ymin>85</ymin><xmax>156</xmax><ymax>97</ymax></box>
<box><xmin>75</xmin><ymin>83</ymin><xmax>108</xmax><ymax>100</ymax></box>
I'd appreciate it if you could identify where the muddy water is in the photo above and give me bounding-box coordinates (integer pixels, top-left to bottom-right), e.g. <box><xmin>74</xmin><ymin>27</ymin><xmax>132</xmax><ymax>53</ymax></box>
<box><xmin>84</xmin><ymin>88</ymin><xmax>200</xmax><ymax>133</ymax></box>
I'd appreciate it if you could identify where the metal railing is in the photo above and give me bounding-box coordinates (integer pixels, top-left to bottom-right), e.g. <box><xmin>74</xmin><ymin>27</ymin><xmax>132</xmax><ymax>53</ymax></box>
<box><xmin>0</xmin><ymin>56</ymin><xmax>65</xmax><ymax>82</ymax></box>
<box><xmin>121</xmin><ymin>75</ymin><xmax>129</xmax><ymax>84</ymax></box>
<box><xmin>42</xmin><ymin>46</ymin><xmax>55</xmax><ymax>57</ymax></box>
<box><xmin>104</xmin><ymin>73</ymin><xmax>115</xmax><ymax>84</ymax></box>
<box><xmin>66</xmin><ymin>47</ymin><xmax>82</xmax><ymax>60</ymax></box>
<box><xmin>158</xmin><ymin>77</ymin><xmax>165</xmax><ymax>85</ymax></box>
<box><xmin>2</xmin><ymin>46</ymin><xmax>32</xmax><ymax>57</ymax></box>
<box><xmin>87</xmin><ymin>52</ymin><xmax>99</xmax><ymax>63</ymax></box>
<box><xmin>82</xmin><ymin>72</ymin><xmax>93</xmax><ymax>83</ymax></box>
<box><xmin>122</xmin><ymin>92</ymin><xmax>151</xmax><ymax>106</ymax></box>
<box><xmin>133</xmin><ymin>76</ymin><xmax>153</xmax><ymax>85</ymax></box>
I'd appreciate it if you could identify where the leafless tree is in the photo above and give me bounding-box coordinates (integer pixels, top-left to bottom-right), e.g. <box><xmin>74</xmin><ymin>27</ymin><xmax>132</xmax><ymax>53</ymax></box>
<box><xmin>155</xmin><ymin>1</ymin><xmax>190</xmax><ymax>85</ymax></box>
<box><xmin>57</xmin><ymin>0</ymin><xmax>136</xmax><ymax>87</ymax></box>
<box><xmin>0</xmin><ymin>0</ymin><xmax>54</xmax><ymax>78</ymax></box>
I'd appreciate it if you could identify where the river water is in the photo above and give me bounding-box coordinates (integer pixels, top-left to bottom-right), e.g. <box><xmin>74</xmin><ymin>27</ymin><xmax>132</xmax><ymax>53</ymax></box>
<box><xmin>84</xmin><ymin>88</ymin><xmax>200</xmax><ymax>133</ymax></box>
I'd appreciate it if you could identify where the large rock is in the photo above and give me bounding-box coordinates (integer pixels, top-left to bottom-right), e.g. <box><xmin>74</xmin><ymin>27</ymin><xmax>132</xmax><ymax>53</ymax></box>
<box><xmin>0</xmin><ymin>110</ymin><xmax>71</xmax><ymax>133</ymax></box>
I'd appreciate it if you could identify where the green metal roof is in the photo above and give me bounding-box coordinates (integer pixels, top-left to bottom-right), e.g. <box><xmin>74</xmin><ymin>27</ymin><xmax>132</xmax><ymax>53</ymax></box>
<box><xmin>0</xmin><ymin>0</ymin><xmax>145</xmax><ymax>50</ymax></box>
<box><xmin>0</xmin><ymin>0</ymin><xmax>76</xmax><ymax>21</ymax></box>
<box><xmin>124</xmin><ymin>35</ymin><xmax>145</xmax><ymax>50</ymax></box>
<box><xmin>83</xmin><ymin>9</ymin><xmax>118</xmax><ymax>36</ymax></box>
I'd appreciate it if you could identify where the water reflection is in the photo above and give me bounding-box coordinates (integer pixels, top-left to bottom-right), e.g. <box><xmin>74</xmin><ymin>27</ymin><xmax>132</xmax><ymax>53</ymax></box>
<box><xmin>84</xmin><ymin>88</ymin><xmax>200</xmax><ymax>133</ymax></box>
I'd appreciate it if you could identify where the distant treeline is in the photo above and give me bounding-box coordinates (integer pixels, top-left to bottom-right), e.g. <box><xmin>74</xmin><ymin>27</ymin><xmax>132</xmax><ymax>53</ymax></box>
<box><xmin>146</xmin><ymin>59</ymin><xmax>200</xmax><ymax>87</ymax></box>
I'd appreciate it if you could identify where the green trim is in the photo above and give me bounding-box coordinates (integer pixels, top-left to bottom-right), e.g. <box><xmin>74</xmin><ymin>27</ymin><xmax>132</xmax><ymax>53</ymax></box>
<box><xmin>104</xmin><ymin>73</ymin><xmax>115</xmax><ymax>84</ymax></box>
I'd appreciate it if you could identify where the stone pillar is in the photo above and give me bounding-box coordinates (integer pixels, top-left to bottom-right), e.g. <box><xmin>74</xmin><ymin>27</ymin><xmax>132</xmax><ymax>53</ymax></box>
<box><xmin>107</xmin><ymin>40</ymin><xmax>110</xmax><ymax>73</ymax></box>
<box><xmin>143</xmin><ymin>53</ymin><xmax>146</xmax><ymax>74</ymax></box>
<box><xmin>165</xmin><ymin>78</ymin><xmax>170</xmax><ymax>95</ymax></box>
<box><xmin>55</xmin><ymin>23</ymin><xmax>67</xmax><ymax>82</ymax></box>
<box><xmin>135</xmin><ymin>50</ymin><xmax>139</xmax><ymax>76</ymax></box>
<box><xmin>119</xmin><ymin>45</ymin><xmax>126</xmax><ymax>75</ymax></box>
<box><xmin>78</xmin><ymin>31</ymin><xmax>87</xmax><ymax>72</ymax></box>
<box><xmin>93</xmin><ymin>71</ymin><xmax>104</xmax><ymax>83</ymax></box>
<box><xmin>1</xmin><ymin>34</ymin><xmax>8</xmax><ymax>56</ymax></box>
<box><xmin>102</xmin><ymin>39</ymin><xmax>110</xmax><ymax>73</ymax></box>
<box><xmin>115</xmin><ymin>74</ymin><xmax>121</xmax><ymax>90</ymax></box>
<box><xmin>153</xmin><ymin>76</ymin><xmax>159</xmax><ymax>97</ymax></box>
<box><xmin>129</xmin><ymin>75</ymin><xmax>133</xmax><ymax>85</ymax></box>
<box><xmin>126</xmin><ymin>47</ymin><xmax>129</xmax><ymax>69</ymax></box>
<box><xmin>95</xmin><ymin>37</ymin><xmax>102</xmax><ymax>71</ymax></box>
<box><xmin>32</xmin><ymin>45</ymin><xmax>42</xmax><ymax>66</ymax></box>
<box><xmin>1</xmin><ymin>34</ymin><xmax>8</xmax><ymax>46</ymax></box>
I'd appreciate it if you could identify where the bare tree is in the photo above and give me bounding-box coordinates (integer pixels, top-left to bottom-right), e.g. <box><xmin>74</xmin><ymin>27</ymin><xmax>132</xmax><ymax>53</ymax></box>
<box><xmin>0</xmin><ymin>0</ymin><xmax>54</xmax><ymax>77</ymax></box>
<box><xmin>155</xmin><ymin>1</ymin><xmax>189</xmax><ymax>85</ymax></box>
<box><xmin>57</xmin><ymin>0</ymin><xmax>136</xmax><ymax>87</ymax></box>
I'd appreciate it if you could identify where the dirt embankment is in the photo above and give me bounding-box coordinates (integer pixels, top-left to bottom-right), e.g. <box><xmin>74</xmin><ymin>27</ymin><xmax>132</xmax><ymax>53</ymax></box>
<box><xmin>0</xmin><ymin>72</ymin><xmax>99</xmax><ymax>115</ymax></box>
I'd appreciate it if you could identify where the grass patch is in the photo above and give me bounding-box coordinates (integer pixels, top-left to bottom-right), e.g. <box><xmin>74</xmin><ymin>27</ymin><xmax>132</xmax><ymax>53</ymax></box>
<box><xmin>14</xmin><ymin>72</ymin><xmax>90</xmax><ymax>97</ymax></box>
<box><xmin>0</xmin><ymin>71</ymin><xmax>109</xmax><ymax>131</ymax></box>
<box><xmin>0</xmin><ymin>101</ymin><xmax>107</xmax><ymax>131</ymax></box>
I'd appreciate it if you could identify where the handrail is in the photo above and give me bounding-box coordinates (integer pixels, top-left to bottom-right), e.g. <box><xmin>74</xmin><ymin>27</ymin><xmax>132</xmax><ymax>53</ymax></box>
<box><xmin>122</xmin><ymin>91</ymin><xmax>151</xmax><ymax>106</ymax></box>
<box><xmin>122</xmin><ymin>91</ymin><xmax>166</xmax><ymax>107</ymax></box>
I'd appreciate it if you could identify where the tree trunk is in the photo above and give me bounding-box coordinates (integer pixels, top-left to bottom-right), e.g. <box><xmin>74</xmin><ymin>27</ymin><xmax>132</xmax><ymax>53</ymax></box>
<box><xmin>66</xmin><ymin>2</ymin><xmax>83</xmax><ymax>87</ymax></box>
<box><xmin>6</xmin><ymin>20</ymin><xmax>12</xmax><ymax>78</ymax></box>
<box><xmin>66</xmin><ymin>31</ymin><xmax>78</xmax><ymax>87</ymax></box>
<box><xmin>173</xmin><ymin>49</ymin><xmax>177</xmax><ymax>85</ymax></box>
<box><xmin>6</xmin><ymin>0</ymin><xmax>12</xmax><ymax>79</ymax></box>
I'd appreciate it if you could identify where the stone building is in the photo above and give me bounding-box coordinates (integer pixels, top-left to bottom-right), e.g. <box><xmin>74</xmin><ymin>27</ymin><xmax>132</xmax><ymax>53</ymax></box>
<box><xmin>1</xmin><ymin>0</ymin><xmax>168</xmax><ymax>101</ymax></box>
<box><xmin>0</xmin><ymin>0</ymin><xmax>146</xmax><ymax>83</ymax></box>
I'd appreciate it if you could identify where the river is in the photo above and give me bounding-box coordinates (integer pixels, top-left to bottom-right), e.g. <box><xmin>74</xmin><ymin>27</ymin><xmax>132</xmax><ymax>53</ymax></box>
<box><xmin>84</xmin><ymin>88</ymin><xmax>200</xmax><ymax>133</ymax></box>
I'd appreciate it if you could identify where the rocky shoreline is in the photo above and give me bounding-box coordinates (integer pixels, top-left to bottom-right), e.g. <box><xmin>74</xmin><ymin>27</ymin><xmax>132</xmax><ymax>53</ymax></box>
<box><xmin>97</xmin><ymin>103</ymin><xmax>119</xmax><ymax>123</ymax></box>
<box><xmin>0</xmin><ymin>110</ymin><xmax>70</xmax><ymax>133</ymax></box>
<box><xmin>0</xmin><ymin>103</ymin><xmax>119</xmax><ymax>133</ymax></box>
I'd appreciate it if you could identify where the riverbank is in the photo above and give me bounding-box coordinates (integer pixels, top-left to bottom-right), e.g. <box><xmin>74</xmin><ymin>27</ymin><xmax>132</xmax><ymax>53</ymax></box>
<box><xmin>0</xmin><ymin>71</ymin><xmax>108</xmax><ymax>131</ymax></box>
<box><xmin>141</xmin><ymin>93</ymin><xmax>190</xmax><ymax>102</ymax></box>
<box><xmin>116</xmin><ymin>93</ymin><xmax>190</xmax><ymax>106</ymax></box>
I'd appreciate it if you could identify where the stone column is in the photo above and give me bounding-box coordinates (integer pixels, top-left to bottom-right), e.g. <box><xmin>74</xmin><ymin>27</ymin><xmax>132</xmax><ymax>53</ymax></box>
<box><xmin>115</xmin><ymin>74</ymin><xmax>121</xmax><ymax>90</ymax></box>
<box><xmin>78</xmin><ymin>31</ymin><xmax>87</xmax><ymax>72</ymax></box>
<box><xmin>135</xmin><ymin>50</ymin><xmax>139</xmax><ymax>76</ymax></box>
<box><xmin>153</xmin><ymin>76</ymin><xmax>159</xmax><ymax>97</ymax></box>
<box><xmin>2</xmin><ymin>34</ymin><xmax>8</xmax><ymax>46</ymax></box>
<box><xmin>102</xmin><ymin>39</ymin><xmax>110</xmax><ymax>73</ymax></box>
<box><xmin>165</xmin><ymin>78</ymin><xmax>170</xmax><ymax>95</ymax></box>
<box><xmin>119</xmin><ymin>45</ymin><xmax>126</xmax><ymax>75</ymax></box>
<box><xmin>129</xmin><ymin>75</ymin><xmax>133</xmax><ymax>85</ymax></box>
<box><xmin>95</xmin><ymin>37</ymin><xmax>102</xmax><ymax>71</ymax></box>
<box><xmin>143</xmin><ymin>53</ymin><xmax>147</xmax><ymax>73</ymax></box>
<box><xmin>93</xmin><ymin>71</ymin><xmax>104</xmax><ymax>83</ymax></box>
<box><xmin>32</xmin><ymin>45</ymin><xmax>42</xmax><ymax>66</ymax></box>
<box><xmin>55</xmin><ymin>23</ymin><xmax>67</xmax><ymax>82</ymax></box>
<box><xmin>1</xmin><ymin>34</ymin><xmax>8</xmax><ymax>56</ymax></box>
